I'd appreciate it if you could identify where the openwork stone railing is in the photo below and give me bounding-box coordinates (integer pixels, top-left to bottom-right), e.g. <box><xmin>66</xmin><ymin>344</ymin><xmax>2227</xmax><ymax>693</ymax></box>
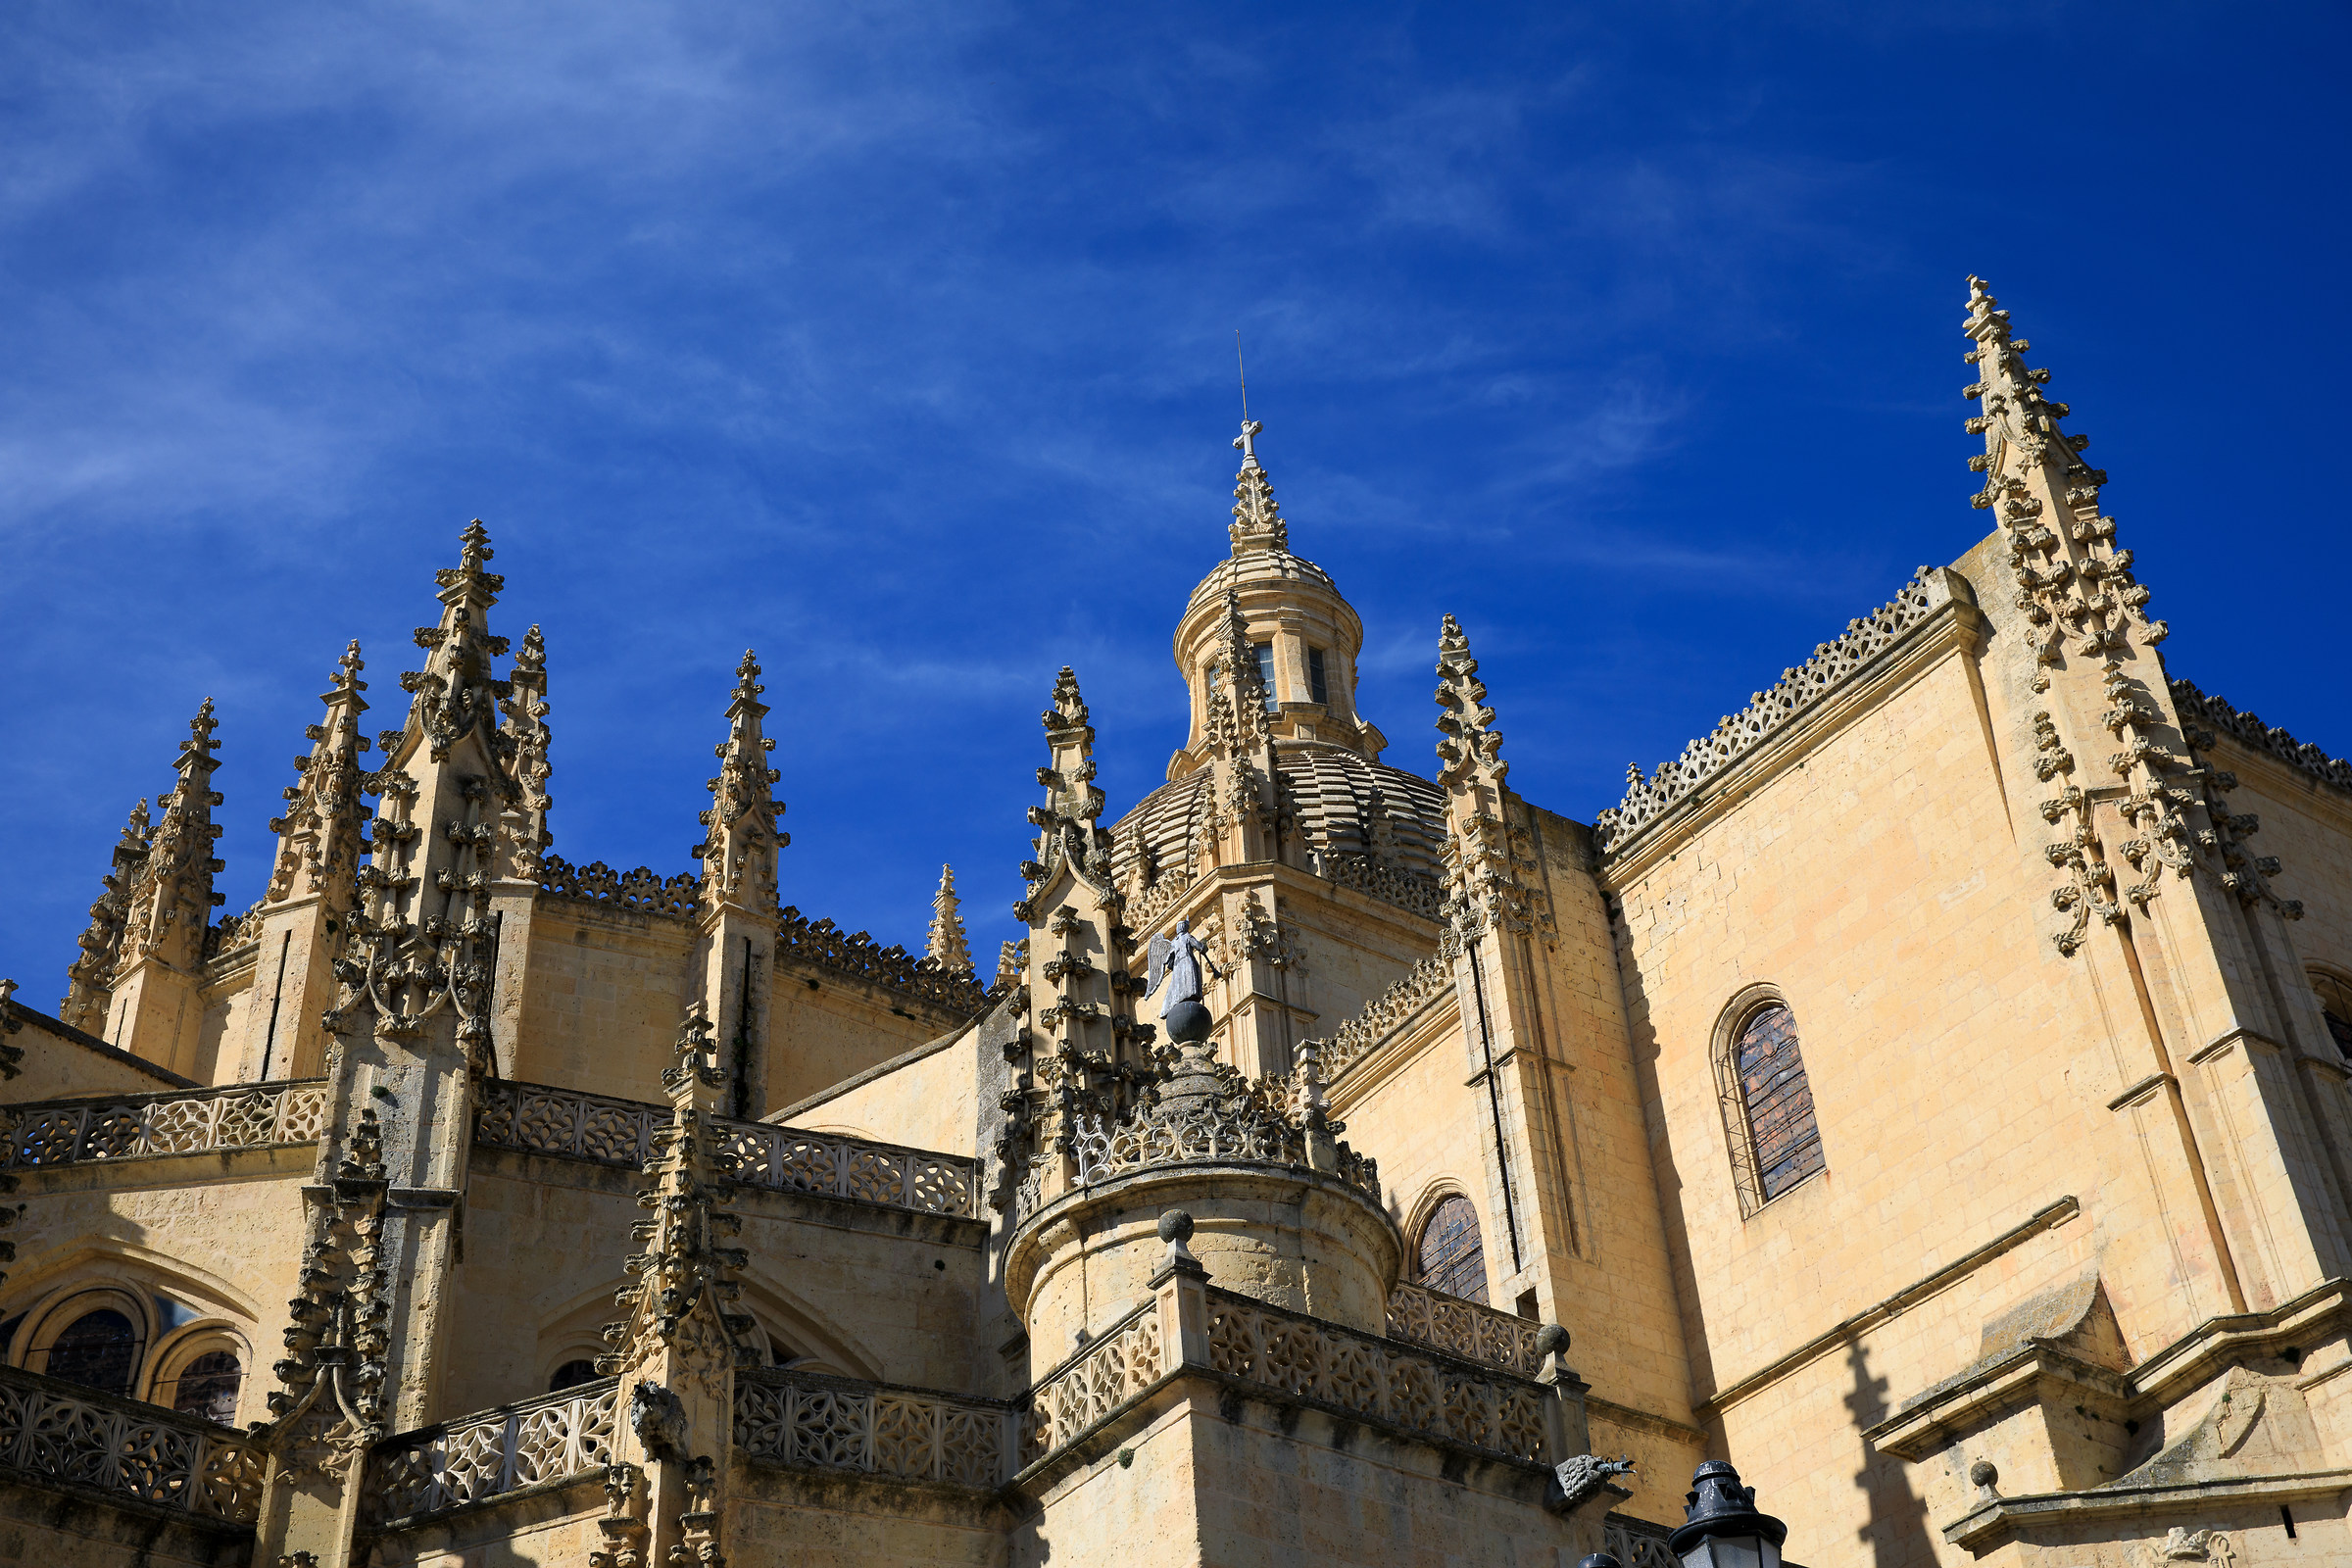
<box><xmin>2172</xmin><ymin>678</ymin><xmax>2352</xmax><ymax>796</ymax></box>
<box><xmin>1206</xmin><ymin>1289</ymin><xmax>1548</xmax><ymax>1464</ymax></box>
<box><xmin>537</xmin><ymin>854</ymin><xmax>702</xmax><ymax>919</ymax></box>
<box><xmin>368</xmin><ymin>1379</ymin><xmax>618</xmax><ymax>1523</ymax></box>
<box><xmin>1065</xmin><ymin>1103</ymin><xmax>1381</xmax><ymax>1207</ymax></box>
<box><xmin>735</xmin><ymin>1369</ymin><xmax>1014</xmax><ymax>1491</ymax></box>
<box><xmin>1317</xmin><ymin>852</ymin><xmax>1446</xmax><ymax>920</ymax></box>
<box><xmin>1</xmin><ymin>1079</ymin><xmax>330</xmax><ymax>1169</ymax></box>
<box><xmin>1592</xmin><ymin>566</ymin><xmax>1949</xmax><ymax>855</ymax></box>
<box><xmin>776</xmin><ymin>906</ymin><xmax>990</xmax><ymax>1015</ymax></box>
<box><xmin>1606</xmin><ymin>1515</ymin><xmax>1679</xmax><ymax>1568</ymax></box>
<box><xmin>475</xmin><ymin>1081</ymin><xmax>980</xmax><ymax>1217</ymax></box>
<box><xmin>1310</xmin><ymin>942</ymin><xmax>1457</xmax><ymax>1083</ymax></box>
<box><xmin>1022</xmin><ymin>1300</ymin><xmax>1165</xmax><ymax>1462</ymax></box>
<box><xmin>0</xmin><ymin>1364</ymin><xmax>265</xmax><ymax>1521</ymax></box>
<box><xmin>1386</xmin><ymin>1281</ymin><xmax>1544</xmax><ymax>1377</ymax></box>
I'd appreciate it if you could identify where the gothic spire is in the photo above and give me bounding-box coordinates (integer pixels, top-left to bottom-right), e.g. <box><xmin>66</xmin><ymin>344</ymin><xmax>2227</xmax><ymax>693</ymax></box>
<box><xmin>1229</xmin><ymin>418</ymin><xmax>1289</xmax><ymax>556</ymax></box>
<box><xmin>1963</xmin><ymin>275</ymin><xmax>2165</xmax><ymax>673</ymax></box>
<box><xmin>264</xmin><ymin>642</ymin><xmax>372</xmax><ymax>906</ymax></box>
<box><xmin>396</xmin><ymin>518</ymin><xmax>511</xmax><ymax>766</ymax></box>
<box><xmin>498</xmin><ymin>624</ymin><xmax>554</xmax><ymax>879</ymax></box>
<box><xmin>928</xmin><ymin>864</ymin><xmax>972</xmax><ymax>975</ymax></box>
<box><xmin>60</xmin><ymin>798</ymin><xmax>151</xmax><ymax>1033</ymax></box>
<box><xmin>1433</xmin><ymin>615</ymin><xmax>1543</xmax><ymax>939</ymax></box>
<box><xmin>1017</xmin><ymin>667</ymin><xmax>1107</xmax><ymax>910</ymax></box>
<box><xmin>115</xmin><ymin>700</ymin><xmax>226</xmax><ymax>980</ymax></box>
<box><xmin>1434</xmin><ymin>613</ymin><xmax>1507</xmax><ymax>793</ymax></box>
<box><xmin>695</xmin><ymin>651</ymin><xmax>788</xmax><ymax>915</ymax></box>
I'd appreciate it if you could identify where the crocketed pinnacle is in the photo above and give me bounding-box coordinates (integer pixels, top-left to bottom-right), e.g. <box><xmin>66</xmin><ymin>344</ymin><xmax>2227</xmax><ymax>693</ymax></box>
<box><xmin>1434</xmin><ymin>614</ymin><xmax>1506</xmax><ymax>791</ymax></box>
<box><xmin>500</xmin><ymin>625</ymin><xmax>554</xmax><ymax>875</ymax></box>
<box><xmin>264</xmin><ymin>641</ymin><xmax>372</xmax><ymax>906</ymax></box>
<box><xmin>928</xmin><ymin>864</ymin><xmax>972</xmax><ymax>975</ymax></box>
<box><xmin>117</xmin><ymin>699</ymin><xmax>226</xmax><ymax>977</ymax></box>
<box><xmin>696</xmin><ymin>650</ymin><xmax>788</xmax><ymax>913</ymax></box>
<box><xmin>399</xmin><ymin>520</ymin><xmax>512</xmax><ymax>764</ymax></box>
<box><xmin>1229</xmin><ymin>418</ymin><xmax>1289</xmax><ymax>556</ymax></box>
<box><xmin>61</xmin><ymin>798</ymin><xmax>153</xmax><ymax>1031</ymax></box>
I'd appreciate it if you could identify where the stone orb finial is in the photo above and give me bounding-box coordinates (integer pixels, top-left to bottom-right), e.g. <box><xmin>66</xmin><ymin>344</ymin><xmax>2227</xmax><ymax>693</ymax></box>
<box><xmin>1158</xmin><ymin>1208</ymin><xmax>1196</xmax><ymax>1245</ymax></box>
<box><xmin>1969</xmin><ymin>1459</ymin><xmax>1998</xmax><ymax>1494</ymax></box>
<box><xmin>1162</xmin><ymin>997</ymin><xmax>1212</xmax><ymax>1044</ymax></box>
<box><xmin>1535</xmin><ymin>1323</ymin><xmax>1570</xmax><ymax>1360</ymax></box>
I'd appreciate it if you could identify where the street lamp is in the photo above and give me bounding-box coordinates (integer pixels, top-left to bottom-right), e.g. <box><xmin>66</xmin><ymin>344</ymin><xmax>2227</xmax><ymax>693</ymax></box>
<box><xmin>1668</xmin><ymin>1461</ymin><xmax>1787</xmax><ymax>1568</ymax></box>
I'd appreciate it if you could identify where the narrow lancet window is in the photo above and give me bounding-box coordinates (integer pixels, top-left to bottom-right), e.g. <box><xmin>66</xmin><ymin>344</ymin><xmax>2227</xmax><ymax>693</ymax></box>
<box><xmin>1735</xmin><ymin>1003</ymin><xmax>1825</xmax><ymax>1201</ymax></box>
<box><xmin>1307</xmin><ymin>646</ymin><xmax>1329</xmax><ymax>706</ymax></box>
<box><xmin>1252</xmin><ymin>643</ymin><xmax>1277</xmax><ymax>710</ymax></box>
<box><xmin>1415</xmin><ymin>1195</ymin><xmax>1489</xmax><ymax>1303</ymax></box>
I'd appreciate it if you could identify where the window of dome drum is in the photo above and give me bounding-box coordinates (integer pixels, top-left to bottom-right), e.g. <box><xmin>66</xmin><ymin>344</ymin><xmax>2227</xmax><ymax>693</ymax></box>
<box><xmin>1252</xmin><ymin>643</ymin><xmax>1277</xmax><ymax>710</ymax></box>
<box><xmin>170</xmin><ymin>1350</ymin><xmax>242</xmax><ymax>1424</ymax></box>
<box><xmin>1737</xmin><ymin>1004</ymin><xmax>1825</xmax><ymax>1200</ymax></box>
<box><xmin>550</xmin><ymin>1358</ymin><xmax>601</xmax><ymax>1393</ymax></box>
<box><xmin>44</xmin><ymin>1308</ymin><xmax>140</xmax><ymax>1396</ymax></box>
<box><xmin>1415</xmin><ymin>1195</ymin><xmax>1489</xmax><ymax>1303</ymax></box>
<box><xmin>1307</xmin><ymin>646</ymin><xmax>1328</xmax><ymax>706</ymax></box>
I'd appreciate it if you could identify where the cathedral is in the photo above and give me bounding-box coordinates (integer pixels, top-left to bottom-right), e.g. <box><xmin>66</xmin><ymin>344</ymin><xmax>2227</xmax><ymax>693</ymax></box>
<box><xmin>4</xmin><ymin>276</ymin><xmax>2350</xmax><ymax>1568</ymax></box>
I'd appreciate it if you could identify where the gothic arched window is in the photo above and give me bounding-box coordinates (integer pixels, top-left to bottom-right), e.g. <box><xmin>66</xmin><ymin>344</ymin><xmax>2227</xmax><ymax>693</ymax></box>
<box><xmin>44</xmin><ymin>1308</ymin><xmax>140</xmax><ymax>1396</ymax></box>
<box><xmin>549</xmin><ymin>1358</ymin><xmax>601</xmax><ymax>1393</ymax></box>
<box><xmin>1415</xmin><ymin>1195</ymin><xmax>1489</xmax><ymax>1303</ymax></box>
<box><xmin>2311</xmin><ymin>971</ymin><xmax>2352</xmax><ymax>1063</ymax></box>
<box><xmin>1715</xmin><ymin>995</ymin><xmax>1827</xmax><ymax>1215</ymax></box>
<box><xmin>168</xmin><ymin>1349</ymin><xmax>243</xmax><ymax>1424</ymax></box>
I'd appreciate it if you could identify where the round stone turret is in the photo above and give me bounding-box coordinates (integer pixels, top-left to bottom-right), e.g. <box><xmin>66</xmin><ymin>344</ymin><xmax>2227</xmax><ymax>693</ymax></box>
<box><xmin>1004</xmin><ymin>1043</ymin><xmax>1400</xmax><ymax>1370</ymax></box>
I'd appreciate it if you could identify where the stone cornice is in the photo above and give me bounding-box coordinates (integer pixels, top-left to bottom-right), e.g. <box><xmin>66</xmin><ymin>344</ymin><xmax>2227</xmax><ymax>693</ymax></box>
<box><xmin>1592</xmin><ymin>567</ymin><xmax>1984</xmax><ymax>884</ymax></box>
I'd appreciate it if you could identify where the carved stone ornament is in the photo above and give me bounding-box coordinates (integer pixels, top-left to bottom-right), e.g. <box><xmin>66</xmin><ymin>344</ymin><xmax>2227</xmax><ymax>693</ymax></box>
<box><xmin>261</xmin><ymin>1108</ymin><xmax>392</xmax><ymax>1480</ymax></box>
<box><xmin>264</xmin><ymin>643</ymin><xmax>372</xmax><ymax>906</ymax></box>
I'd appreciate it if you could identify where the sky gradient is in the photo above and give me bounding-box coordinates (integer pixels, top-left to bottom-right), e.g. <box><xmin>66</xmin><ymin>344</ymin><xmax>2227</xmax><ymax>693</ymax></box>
<box><xmin>4</xmin><ymin>3</ymin><xmax>2347</xmax><ymax>998</ymax></box>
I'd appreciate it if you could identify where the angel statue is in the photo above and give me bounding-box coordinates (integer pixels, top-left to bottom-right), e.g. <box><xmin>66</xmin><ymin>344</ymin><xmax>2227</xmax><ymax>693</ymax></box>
<box><xmin>1144</xmin><ymin>919</ymin><xmax>1220</xmax><ymax>1041</ymax></box>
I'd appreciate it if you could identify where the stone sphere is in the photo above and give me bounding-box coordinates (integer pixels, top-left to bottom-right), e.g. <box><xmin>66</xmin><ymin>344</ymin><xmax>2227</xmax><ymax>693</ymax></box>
<box><xmin>1157</xmin><ymin>1208</ymin><xmax>1196</xmax><ymax>1244</ymax></box>
<box><xmin>1162</xmin><ymin>998</ymin><xmax>1212</xmax><ymax>1043</ymax></box>
<box><xmin>1535</xmin><ymin>1323</ymin><xmax>1571</xmax><ymax>1359</ymax></box>
<box><xmin>1969</xmin><ymin>1459</ymin><xmax>1998</xmax><ymax>1490</ymax></box>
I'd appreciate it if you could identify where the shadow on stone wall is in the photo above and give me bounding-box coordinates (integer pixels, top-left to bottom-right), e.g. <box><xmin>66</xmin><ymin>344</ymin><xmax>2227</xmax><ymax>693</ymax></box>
<box><xmin>1845</xmin><ymin>1341</ymin><xmax>1934</xmax><ymax>1568</ymax></box>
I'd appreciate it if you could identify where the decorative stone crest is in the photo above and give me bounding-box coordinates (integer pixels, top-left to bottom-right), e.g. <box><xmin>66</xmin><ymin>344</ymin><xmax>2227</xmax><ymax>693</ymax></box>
<box><xmin>264</xmin><ymin>1107</ymin><xmax>392</xmax><ymax>1479</ymax></box>
<box><xmin>1434</xmin><ymin>615</ymin><xmax>1550</xmax><ymax>944</ymax></box>
<box><xmin>114</xmin><ymin>702</ymin><xmax>227</xmax><ymax>979</ymax></box>
<box><xmin>497</xmin><ymin>624</ymin><xmax>554</xmax><ymax>882</ymax></box>
<box><xmin>60</xmin><ymin>798</ymin><xmax>151</xmax><ymax>1032</ymax></box>
<box><xmin>928</xmin><ymin>863</ymin><xmax>972</xmax><ymax>975</ymax></box>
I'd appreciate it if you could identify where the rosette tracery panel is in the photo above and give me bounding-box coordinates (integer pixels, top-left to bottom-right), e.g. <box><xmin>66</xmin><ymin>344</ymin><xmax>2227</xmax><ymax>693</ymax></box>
<box><xmin>0</xmin><ymin>1364</ymin><xmax>265</xmax><ymax>1521</ymax></box>
<box><xmin>1020</xmin><ymin>1302</ymin><xmax>1166</xmax><ymax>1464</ymax></box>
<box><xmin>1</xmin><ymin>1081</ymin><xmax>329</xmax><ymax>1169</ymax></box>
<box><xmin>734</xmin><ymin>1371</ymin><xmax>1011</xmax><ymax>1490</ymax></box>
<box><xmin>1206</xmin><ymin>1290</ymin><xmax>1546</xmax><ymax>1464</ymax></box>
<box><xmin>1386</xmin><ymin>1282</ymin><xmax>1544</xmax><ymax>1377</ymax></box>
<box><xmin>366</xmin><ymin>1380</ymin><xmax>617</xmax><ymax>1523</ymax></box>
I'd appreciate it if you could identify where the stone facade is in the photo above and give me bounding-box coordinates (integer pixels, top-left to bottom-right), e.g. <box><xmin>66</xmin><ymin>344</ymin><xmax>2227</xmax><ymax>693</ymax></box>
<box><xmin>3</xmin><ymin>276</ymin><xmax>2349</xmax><ymax>1567</ymax></box>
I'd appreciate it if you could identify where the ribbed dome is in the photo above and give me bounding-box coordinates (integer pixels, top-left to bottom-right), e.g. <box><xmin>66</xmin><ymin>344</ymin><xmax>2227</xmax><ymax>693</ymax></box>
<box><xmin>1111</xmin><ymin>741</ymin><xmax>1448</xmax><ymax>901</ymax></box>
<box><xmin>1185</xmin><ymin>550</ymin><xmax>1342</xmax><ymax>612</ymax></box>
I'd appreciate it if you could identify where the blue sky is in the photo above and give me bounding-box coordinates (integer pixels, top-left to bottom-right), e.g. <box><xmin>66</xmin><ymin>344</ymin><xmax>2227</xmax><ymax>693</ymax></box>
<box><xmin>3</xmin><ymin>3</ymin><xmax>2347</xmax><ymax>997</ymax></box>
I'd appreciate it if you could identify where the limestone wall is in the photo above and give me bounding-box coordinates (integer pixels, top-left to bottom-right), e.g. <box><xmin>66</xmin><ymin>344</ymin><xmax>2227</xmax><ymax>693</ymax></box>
<box><xmin>512</xmin><ymin>899</ymin><xmax>959</xmax><ymax>1115</ymax></box>
<box><xmin>780</xmin><ymin>1028</ymin><xmax>977</xmax><ymax>1153</ymax></box>
<box><xmin>731</xmin><ymin>1463</ymin><xmax>1008</xmax><ymax>1568</ymax></box>
<box><xmin>2213</xmin><ymin>739</ymin><xmax>2352</xmax><ymax>983</ymax></box>
<box><xmin>366</xmin><ymin>1472</ymin><xmax>607</xmax><ymax>1568</ymax></box>
<box><xmin>0</xmin><ymin>1480</ymin><xmax>252</xmax><ymax>1568</ymax></box>
<box><xmin>446</xmin><ymin>1152</ymin><xmax>990</xmax><ymax>1417</ymax></box>
<box><xmin>2</xmin><ymin>1008</ymin><xmax>195</xmax><ymax>1099</ymax></box>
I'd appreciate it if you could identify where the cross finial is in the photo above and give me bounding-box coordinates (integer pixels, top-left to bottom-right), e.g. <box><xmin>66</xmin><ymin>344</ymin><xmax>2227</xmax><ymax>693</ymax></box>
<box><xmin>1233</xmin><ymin>418</ymin><xmax>1263</xmax><ymax>467</ymax></box>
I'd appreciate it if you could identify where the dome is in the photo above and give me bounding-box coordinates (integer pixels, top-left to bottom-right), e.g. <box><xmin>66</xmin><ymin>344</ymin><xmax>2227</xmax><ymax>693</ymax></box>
<box><xmin>1111</xmin><ymin>740</ymin><xmax>1449</xmax><ymax>919</ymax></box>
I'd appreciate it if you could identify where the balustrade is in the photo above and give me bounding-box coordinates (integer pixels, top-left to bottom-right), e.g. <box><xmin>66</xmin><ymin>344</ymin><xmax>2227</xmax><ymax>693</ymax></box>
<box><xmin>474</xmin><ymin>1081</ymin><xmax>978</xmax><ymax>1217</ymax></box>
<box><xmin>1020</xmin><ymin>1300</ymin><xmax>1165</xmax><ymax>1462</ymax></box>
<box><xmin>367</xmin><ymin>1379</ymin><xmax>618</xmax><ymax>1523</ymax></box>
<box><xmin>734</xmin><ymin>1369</ymin><xmax>1013</xmax><ymax>1490</ymax></box>
<box><xmin>1</xmin><ymin>1080</ymin><xmax>329</xmax><ymax>1169</ymax></box>
<box><xmin>0</xmin><ymin>1363</ymin><xmax>264</xmax><ymax>1522</ymax></box>
<box><xmin>1386</xmin><ymin>1280</ymin><xmax>1544</xmax><ymax>1377</ymax></box>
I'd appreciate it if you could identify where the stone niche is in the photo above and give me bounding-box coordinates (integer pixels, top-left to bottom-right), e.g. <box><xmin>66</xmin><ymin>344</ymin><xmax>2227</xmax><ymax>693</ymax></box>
<box><xmin>1005</xmin><ymin>1160</ymin><xmax>1403</xmax><ymax>1379</ymax></box>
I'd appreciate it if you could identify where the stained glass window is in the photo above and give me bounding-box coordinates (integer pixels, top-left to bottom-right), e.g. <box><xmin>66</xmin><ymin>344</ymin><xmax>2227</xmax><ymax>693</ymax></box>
<box><xmin>45</xmin><ymin>1308</ymin><xmax>140</xmax><ymax>1396</ymax></box>
<box><xmin>171</xmin><ymin>1350</ymin><xmax>242</xmax><ymax>1424</ymax></box>
<box><xmin>1737</xmin><ymin>1003</ymin><xmax>1825</xmax><ymax>1200</ymax></box>
<box><xmin>1415</xmin><ymin>1195</ymin><xmax>1489</xmax><ymax>1303</ymax></box>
